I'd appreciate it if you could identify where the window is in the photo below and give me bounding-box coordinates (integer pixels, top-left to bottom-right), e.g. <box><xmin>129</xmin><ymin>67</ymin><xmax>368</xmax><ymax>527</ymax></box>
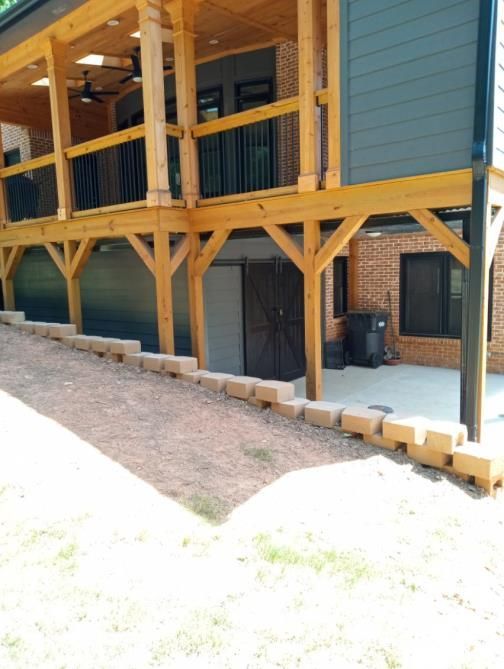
<box><xmin>4</xmin><ymin>148</ymin><xmax>21</xmax><ymax>167</ymax></box>
<box><xmin>333</xmin><ymin>257</ymin><xmax>348</xmax><ymax>317</ymax></box>
<box><xmin>400</xmin><ymin>252</ymin><xmax>493</xmax><ymax>339</ymax></box>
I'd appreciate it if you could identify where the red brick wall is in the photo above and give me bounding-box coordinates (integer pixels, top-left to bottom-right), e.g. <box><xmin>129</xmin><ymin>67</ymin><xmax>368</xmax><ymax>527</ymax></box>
<box><xmin>324</xmin><ymin>230</ymin><xmax>504</xmax><ymax>373</ymax></box>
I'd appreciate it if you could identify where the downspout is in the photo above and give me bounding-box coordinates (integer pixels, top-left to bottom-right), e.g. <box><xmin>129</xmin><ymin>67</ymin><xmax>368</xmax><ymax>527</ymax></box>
<box><xmin>461</xmin><ymin>0</ymin><xmax>498</xmax><ymax>439</ymax></box>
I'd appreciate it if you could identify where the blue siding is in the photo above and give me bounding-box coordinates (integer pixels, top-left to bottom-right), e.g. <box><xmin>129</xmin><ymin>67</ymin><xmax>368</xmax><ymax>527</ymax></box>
<box><xmin>341</xmin><ymin>0</ymin><xmax>479</xmax><ymax>184</ymax></box>
<box><xmin>80</xmin><ymin>244</ymin><xmax>190</xmax><ymax>355</ymax></box>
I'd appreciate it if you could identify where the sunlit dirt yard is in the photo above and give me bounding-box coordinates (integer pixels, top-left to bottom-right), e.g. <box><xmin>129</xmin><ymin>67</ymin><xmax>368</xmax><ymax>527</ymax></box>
<box><xmin>1</xmin><ymin>323</ymin><xmax>503</xmax><ymax>668</ymax></box>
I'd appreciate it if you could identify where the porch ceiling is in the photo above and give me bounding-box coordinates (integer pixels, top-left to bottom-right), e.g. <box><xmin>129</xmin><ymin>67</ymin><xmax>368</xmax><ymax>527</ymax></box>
<box><xmin>0</xmin><ymin>0</ymin><xmax>308</xmax><ymax>138</ymax></box>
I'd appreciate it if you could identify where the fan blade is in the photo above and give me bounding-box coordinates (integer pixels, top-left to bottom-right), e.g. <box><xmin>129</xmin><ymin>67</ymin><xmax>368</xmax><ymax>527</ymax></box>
<box><xmin>163</xmin><ymin>65</ymin><xmax>173</xmax><ymax>71</ymax></box>
<box><xmin>100</xmin><ymin>65</ymin><xmax>132</xmax><ymax>73</ymax></box>
<box><xmin>120</xmin><ymin>73</ymin><xmax>134</xmax><ymax>84</ymax></box>
<box><xmin>96</xmin><ymin>91</ymin><xmax>119</xmax><ymax>96</ymax></box>
<box><xmin>90</xmin><ymin>94</ymin><xmax>105</xmax><ymax>103</ymax></box>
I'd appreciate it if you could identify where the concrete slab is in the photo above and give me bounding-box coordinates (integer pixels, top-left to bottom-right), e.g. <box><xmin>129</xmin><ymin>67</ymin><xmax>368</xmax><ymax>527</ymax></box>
<box><xmin>294</xmin><ymin>364</ymin><xmax>504</xmax><ymax>446</ymax></box>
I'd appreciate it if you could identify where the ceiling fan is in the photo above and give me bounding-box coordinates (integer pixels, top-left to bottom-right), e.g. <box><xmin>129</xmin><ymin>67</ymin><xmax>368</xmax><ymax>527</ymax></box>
<box><xmin>99</xmin><ymin>47</ymin><xmax>173</xmax><ymax>84</ymax></box>
<box><xmin>69</xmin><ymin>71</ymin><xmax>119</xmax><ymax>104</ymax></box>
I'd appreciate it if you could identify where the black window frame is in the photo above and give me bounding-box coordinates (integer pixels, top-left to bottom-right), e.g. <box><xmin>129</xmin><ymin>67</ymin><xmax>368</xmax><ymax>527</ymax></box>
<box><xmin>400</xmin><ymin>251</ymin><xmax>493</xmax><ymax>340</ymax></box>
<box><xmin>4</xmin><ymin>148</ymin><xmax>21</xmax><ymax>167</ymax></box>
<box><xmin>333</xmin><ymin>256</ymin><xmax>348</xmax><ymax>318</ymax></box>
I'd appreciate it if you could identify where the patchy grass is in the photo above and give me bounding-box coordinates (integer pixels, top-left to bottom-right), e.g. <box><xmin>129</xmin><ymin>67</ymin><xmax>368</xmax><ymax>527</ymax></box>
<box><xmin>184</xmin><ymin>494</ymin><xmax>228</xmax><ymax>524</ymax></box>
<box><xmin>254</xmin><ymin>533</ymin><xmax>374</xmax><ymax>585</ymax></box>
<box><xmin>243</xmin><ymin>446</ymin><xmax>274</xmax><ymax>463</ymax></box>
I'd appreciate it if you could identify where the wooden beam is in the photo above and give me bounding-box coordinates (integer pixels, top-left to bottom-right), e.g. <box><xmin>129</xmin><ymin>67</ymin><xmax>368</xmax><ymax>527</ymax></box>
<box><xmin>190</xmin><ymin>169</ymin><xmax>473</xmax><ymax>232</ymax></box>
<box><xmin>0</xmin><ymin>206</ymin><xmax>188</xmax><ymax>248</ymax></box>
<box><xmin>0</xmin><ymin>0</ymin><xmax>134</xmax><ymax>80</ymax></box>
<box><xmin>487</xmin><ymin>207</ymin><xmax>504</xmax><ymax>261</ymax></box>
<box><xmin>170</xmin><ymin>234</ymin><xmax>190</xmax><ymax>276</ymax></box>
<box><xmin>348</xmin><ymin>237</ymin><xmax>358</xmax><ymax>309</ymax></box>
<box><xmin>314</xmin><ymin>215</ymin><xmax>368</xmax><ymax>274</ymax></box>
<box><xmin>0</xmin><ymin>248</ymin><xmax>15</xmax><ymax>309</ymax></box>
<box><xmin>264</xmin><ymin>224</ymin><xmax>305</xmax><ymax>273</ymax></box>
<box><xmin>187</xmin><ymin>232</ymin><xmax>206</xmax><ymax>367</ymax></box>
<box><xmin>191</xmin><ymin>97</ymin><xmax>299</xmax><ymax>138</ymax></box>
<box><xmin>44</xmin><ymin>242</ymin><xmax>66</xmax><ymax>277</ymax></box>
<box><xmin>126</xmin><ymin>233</ymin><xmax>155</xmax><ymax>275</ymax></box>
<box><xmin>167</xmin><ymin>0</ymin><xmax>200</xmax><ymax>207</ymax></box>
<box><xmin>304</xmin><ymin>221</ymin><xmax>322</xmax><ymax>400</ymax></box>
<box><xmin>5</xmin><ymin>246</ymin><xmax>25</xmax><ymax>280</ymax></box>
<box><xmin>44</xmin><ymin>39</ymin><xmax>73</xmax><ymax>220</ymax></box>
<box><xmin>409</xmin><ymin>209</ymin><xmax>470</xmax><ymax>269</ymax></box>
<box><xmin>69</xmin><ymin>239</ymin><xmax>96</xmax><ymax>279</ymax></box>
<box><xmin>193</xmin><ymin>229</ymin><xmax>231</xmax><ymax>275</ymax></box>
<box><xmin>153</xmin><ymin>230</ymin><xmax>175</xmax><ymax>353</ymax></box>
<box><xmin>137</xmin><ymin>0</ymin><xmax>172</xmax><ymax>207</ymax></box>
<box><xmin>64</xmin><ymin>240</ymin><xmax>83</xmax><ymax>332</ymax></box>
<box><xmin>326</xmin><ymin>0</ymin><xmax>341</xmax><ymax>189</ymax></box>
<box><xmin>297</xmin><ymin>0</ymin><xmax>322</xmax><ymax>192</ymax></box>
<box><xmin>0</xmin><ymin>154</ymin><xmax>56</xmax><ymax>179</ymax></box>
<box><xmin>65</xmin><ymin>124</ymin><xmax>146</xmax><ymax>160</ymax></box>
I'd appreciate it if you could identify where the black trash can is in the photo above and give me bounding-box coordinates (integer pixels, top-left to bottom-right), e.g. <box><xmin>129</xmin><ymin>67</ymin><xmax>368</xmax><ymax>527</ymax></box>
<box><xmin>345</xmin><ymin>311</ymin><xmax>388</xmax><ymax>368</ymax></box>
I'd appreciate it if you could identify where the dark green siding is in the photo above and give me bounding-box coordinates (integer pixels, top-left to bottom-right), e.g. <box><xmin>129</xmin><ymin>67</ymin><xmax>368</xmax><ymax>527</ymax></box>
<box><xmin>80</xmin><ymin>244</ymin><xmax>190</xmax><ymax>354</ymax></box>
<box><xmin>14</xmin><ymin>249</ymin><xmax>69</xmax><ymax>323</ymax></box>
<box><xmin>341</xmin><ymin>0</ymin><xmax>479</xmax><ymax>184</ymax></box>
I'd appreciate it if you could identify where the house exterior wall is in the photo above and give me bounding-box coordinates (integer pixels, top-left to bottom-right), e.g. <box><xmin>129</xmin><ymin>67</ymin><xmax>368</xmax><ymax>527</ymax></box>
<box><xmin>340</xmin><ymin>0</ymin><xmax>480</xmax><ymax>185</ymax></box>
<box><xmin>324</xmin><ymin>230</ymin><xmax>504</xmax><ymax>374</ymax></box>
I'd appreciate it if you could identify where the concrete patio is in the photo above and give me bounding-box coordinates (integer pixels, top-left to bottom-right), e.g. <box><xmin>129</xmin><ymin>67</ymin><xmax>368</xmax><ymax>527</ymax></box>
<box><xmin>294</xmin><ymin>364</ymin><xmax>504</xmax><ymax>444</ymax></box>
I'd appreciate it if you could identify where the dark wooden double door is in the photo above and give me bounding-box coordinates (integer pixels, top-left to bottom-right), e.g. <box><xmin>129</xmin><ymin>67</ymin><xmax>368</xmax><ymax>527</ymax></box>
<box><xmin>244</xmin><ymin>260</ymin><xmax>305</xmax><ymax>382</ymax></box>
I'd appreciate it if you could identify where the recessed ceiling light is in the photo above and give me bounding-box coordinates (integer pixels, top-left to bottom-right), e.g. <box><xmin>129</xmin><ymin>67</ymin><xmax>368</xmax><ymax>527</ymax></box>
<box><xmin>26</xmin><ymin>63</ymin><xmax>39</xmax><ymax>70</ymax></box>
<box><xmin>107</xmin><ymin>19</ymin><xmax>120</xmax><ymax>27</ymax></box>
<box><xmin>165</xmin><ymin>57</ymin><xmax>174</xmax><ymax>62</ymax></box>
<box><xmin>209</xmin><ymin>39</ymin><xmax>219</xmax><ymax>45</ymax></box>
<box><xmin>95</xmin><ymin>86</ymin><xmax>103</xmax><ymax>92</ymax></box>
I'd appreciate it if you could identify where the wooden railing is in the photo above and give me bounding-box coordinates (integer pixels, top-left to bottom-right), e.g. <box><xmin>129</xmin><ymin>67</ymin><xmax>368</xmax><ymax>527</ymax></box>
<box><xmin>192</xmin><ymin>97</ymin><xmax>301</xmax><ymax>203</ymax></box>
<box><xmin>0</xmin><ymin>153</ymin><xmax>58</xmax><ymax>224</ymax></box>
<box><xmin>66</xmin><ymin>123</ymin><xmax>183</xmax><ymax>215</ymax></box>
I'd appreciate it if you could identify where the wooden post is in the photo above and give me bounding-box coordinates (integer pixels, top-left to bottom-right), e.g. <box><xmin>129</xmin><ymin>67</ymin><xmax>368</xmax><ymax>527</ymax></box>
<box><xmin>297</xmin><ymin>0</ymin><xmax>323</xmax><ymax>193</ymax></box>
<box><xmin>326</xmin><ymin>0</ymin><xmax>341</xmax><ymax>189</ymax></box>
<box><xmin>137</xmin><ymin>0</ymin><xmax>172</xmax><ymax>207</ymax></box>
<box><xmin>63</xmin><ymin>240</ymin><xmax>83</xmax><ymax>332</ymax></box>
<box><xmin>153</xmin><ymin>230</ymin><xmax>175</xmax><ymax>353</ymax></box>
<box><xmin>44</xmin><ymin>39</ymin><xmax>73</xmax><ymax>220</ymax></box>
<box><xmin>166</xmin><ymin>0</ymin><xmax>200</xmax><ymax>207</ymax></box>
<box><xmin>0</xmin><ymin>248</ymin><xmax>15</xmax><ymax>309</ymax></box>
<box><xmin>304</xmin><ymin>220</ymin><xmax>322</xmax><ymax>400</ymax></box>
<box><xmin>187</xmin><ymin>232</ymin><xmax>206</xmax><ymax>367</ymax></box>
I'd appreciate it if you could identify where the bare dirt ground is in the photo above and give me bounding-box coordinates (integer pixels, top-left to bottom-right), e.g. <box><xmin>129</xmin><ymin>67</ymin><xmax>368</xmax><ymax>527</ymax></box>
<box><xmin>0</xmin><ymin>323</ymin><xmax>503</xmax><ymax>669</ymax></box>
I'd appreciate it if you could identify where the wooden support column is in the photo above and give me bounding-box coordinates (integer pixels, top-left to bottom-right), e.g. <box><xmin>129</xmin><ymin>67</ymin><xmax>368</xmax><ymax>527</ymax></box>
<box><xmin>44</xmin><ymin>39</ymin><xmax>73</xmax><ymax>220</ymax></box>
<box><xmin>153</xmin><ymin>230</ymin><xmax>175</xmax><ymax>353</ymax></box>
<box><xmin>166</xmin><ymin>0</ymin><xmax>200</xmax><ymax>207</ymax></box>
<box><xmin>0</xmin><ymin>246</ymin><xmax>25</xmax><ymax>310</ymax></box>
<box><xmin>297</xmin><ymin>0</ymin><xmax>323</xmax><ymax>193</ymax></box>
<box><xmin>304</xmin><ymin>221</ymin><xmax>322</xmax><ymax>400</ymax></box>
<box><xmin>137</xmin><ymin>0</ymin><xmax>172</xmax><ymax>207</ymax></box>
<box><xmin>63</xmin><ymin>239</ymin><xmax>96</xmax><ymax>333</ymax></box>
<box><xmin>187</xmin><ymin>232</ymin><xmax>206</xmax><ymax>367</ymax></box>
<box><xmin>326</xmin><ymin>0</ymin><xmax>341</xmax><ymax>189</ymax></box>
<box><xmin>0</xmin><ymin>248</ymin><xmax>15</xmax><ymax>309</ymax></box>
